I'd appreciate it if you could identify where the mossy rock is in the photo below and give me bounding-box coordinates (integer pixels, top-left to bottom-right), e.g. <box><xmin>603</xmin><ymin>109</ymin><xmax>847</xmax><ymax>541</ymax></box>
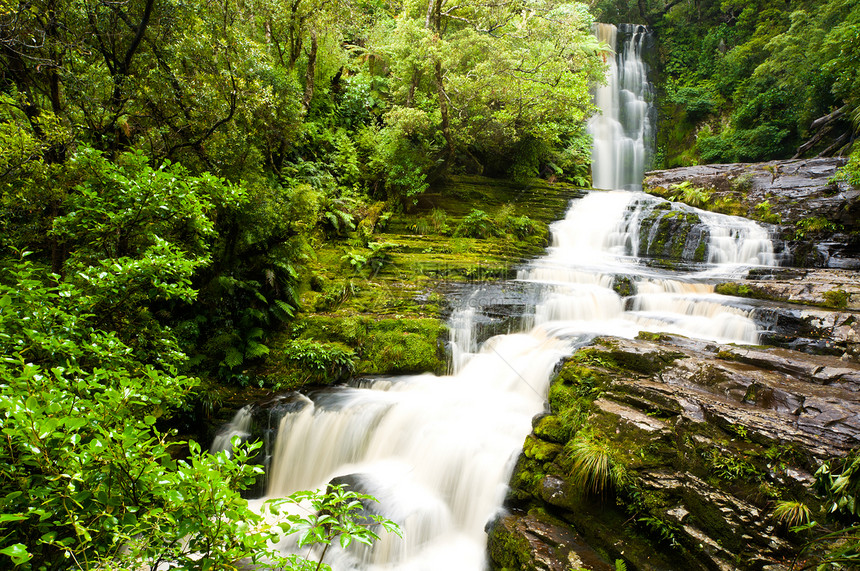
<box><xmin>714</xmin><ymin>282</ymin><xmax>784</xmax><ymax>302</ymax></box>
<box><xmin>533</xmin><ymin>414</ymin><xmax>569</xmax><ymax>444</ymax></box>
<box><xmin>265</xmin><ymin>316</ymin><xmax>448</xmax><ymax>388</ymax></box>
<box><xmin>638</xmin><ymin>208</ymin><xmax>705</xmax><ymax>261</ymax></box>
<box><xmin>523</xmin><ymin>434</ymin><xmax>563</xmax><ymax>462</ymax></box>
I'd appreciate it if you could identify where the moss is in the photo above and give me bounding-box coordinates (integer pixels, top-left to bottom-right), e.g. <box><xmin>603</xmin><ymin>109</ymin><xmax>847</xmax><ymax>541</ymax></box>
<box><xmin>714</xmin><ymin>282</ymin><xmax>784</xmax><ymax>302</ymax></box>
<box><xmin>533</xmin><ymin>415</ymin><xmax>568</xmax><ymax>444</ymax></box>
<box><xmin>523</xmin><ymin>434</ymin><xmax>563</xmax><ymax>462</ymax></box>
<box><xmin>638</xmin><ymin>208</ymin><xmax>703</xmax><ymax>261</ymax></box>
<box><xmin>635</xmin><ymin>331</ymin><xmax>669</xmax><ymax>342</ymax></box>
<box><xmin>264</xmin><ymin>316</ymin><xmax>447</xmax><ymax>386</ymax></box>
<box><xmin>694</xmin><ymin>235</ymin><xmax>708</xmax><ymax>262</ymax></box>
<box><xmin>509</xmin><ymin>454</ymin><xmax>548</xmax><ymax>499</ymax></box>
<box><xmin>486</xmin><ymin>518</ymin><xmax>535</xmax><ymax>571</ymax></box>
<box><xmin>576</xmin><ymin>347</ymin><xmax>683</xmax><ymax>376</ymax></box>
<box><xmin>823</xmin><ymin>288</ymin><xmax>849</xmax><ymax>309</ymax></box>
<box><xmin>612</xmin><ymin>276</ymin><xmax>635</xmax><ymax>297</ymax></box>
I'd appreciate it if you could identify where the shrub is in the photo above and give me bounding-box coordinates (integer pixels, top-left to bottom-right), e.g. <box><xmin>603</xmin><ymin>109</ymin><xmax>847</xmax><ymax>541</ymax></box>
<box><xmin>280</xmin><ymin>339</ymin><xmax>357</xmax><ymax>385</ymax></box>
<box><xmin>454</xmin><ymin>209</ymin><xmax>499</xmax><ymax>239</ymax></box>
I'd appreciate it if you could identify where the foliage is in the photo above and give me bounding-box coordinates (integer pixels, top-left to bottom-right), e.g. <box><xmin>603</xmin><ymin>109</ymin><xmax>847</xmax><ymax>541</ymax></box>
<box><xmin>668</xmin><ymin>181</ymin><xmax>711</xmax><ymax>207</ymax></box>
<box><xmin>567</xmin><ymin>432</ymin><xmax>624</xmax><ymax>496</ymax></box>
<box><xmin>455</xmin><ymin>209</ymin><xmax>498</xmax><ymax>239</ymax></box>
<box><xmin>278</xmin><ymin>339</ymin><xmax>357</xmax><ymax>386</ymax></box>
<box><xmin>832</xmin><ymin>147</ymin><xmax>860</xmax><ymax>187</ymax></box>
<box><xmin>772</xmin><ymin>500</ymin><xmax>812</xmax><ymax>528</ymax></box>
<box><xmin>0</xmin><ymin>256</ymin><xmax>398</xmax><ymax>569</ymax></box>
<box><xmin>794</xmin><ymin>217</ymin><xmax>842</xmax><ymax>239</ymax></box>
<box><xmin>753</xmin><ymin>200</ymin><xmax>781</xmax><ymax>224</ymax></box>
<box><xmin>342</xmin><ymin>242</ymin><xmax>398</xmax><ymax>275</ymax></box>
<box><xmin>285</xmin><ymin>483</ymin><xmax>402</xmax><ymax>567</ymax></box>
<box><xmin>704</xmin><ymin>448</ymin><xmax>760</xmax><ymax>482</ymax></box>
<box><xmin>655</xmin><ymin>0</ymin><xmax>860</xmax><ymax>166</ymax></box>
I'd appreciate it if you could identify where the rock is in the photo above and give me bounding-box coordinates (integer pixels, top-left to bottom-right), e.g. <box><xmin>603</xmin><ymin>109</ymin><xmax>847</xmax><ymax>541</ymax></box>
<box><xmin>487</xmin><ymin>512</ymin><xmax>614</xmax><ymax>571</ymax></box>
<box><xmin>494</xmin><ymin>335</ymin><xmax>857</xmax><ymax>571</ymax></box>
<box><xmin>644</xmin><ymin>158</ymin><xmax>860</xmax><ymax>268</ymax></box>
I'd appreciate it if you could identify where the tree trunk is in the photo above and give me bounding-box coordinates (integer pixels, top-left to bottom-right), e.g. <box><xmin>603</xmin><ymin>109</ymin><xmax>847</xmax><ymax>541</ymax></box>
<box><xmin>302</xmin><ymin>32</ymin><xmax>317</xmax><ymax>109</ymax></box>
<box><xmin>434</xmin><ymin>60</ymin><xmax>455</xmax><ymax>167</ymax></box>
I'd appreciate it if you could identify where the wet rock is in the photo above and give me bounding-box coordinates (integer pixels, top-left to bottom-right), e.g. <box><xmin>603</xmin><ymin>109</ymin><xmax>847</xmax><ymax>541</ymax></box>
<box><xmin>495</xmin><ymin>335</ymin><xmax>858</xmax><ymax>570</ymax></box>
<box><xmin>487</xmin><ymin>511</ymin><xmax>614</xmax><ymax>571</ymax></box>
<box><xmin>644</xmin><ymin>158</ymin><xmax>860</xmax><ymax>268</ymax></box>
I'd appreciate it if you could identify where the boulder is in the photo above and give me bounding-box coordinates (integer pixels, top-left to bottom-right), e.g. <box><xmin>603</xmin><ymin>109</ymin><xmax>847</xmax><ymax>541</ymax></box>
<box><xmin>491</xmin><ymin>335</ymin><xmax>860</xmax><ymax>570</ymax></box>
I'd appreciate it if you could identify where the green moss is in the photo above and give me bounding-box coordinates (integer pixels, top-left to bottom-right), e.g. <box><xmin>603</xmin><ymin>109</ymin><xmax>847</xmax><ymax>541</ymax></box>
<box><xmin>533</xmin><ymin>414</ymin><xmax>568</xmax><ymax>444</ymax></box>
<box><xmin>509</xmin><ymin>454</ymin><xmax>548</xmax><ymax>499</ymax></box>
<box><xmin>823</xmin><ymin>288</ymin><xmax>849</xmax><ymax>309</ymax></box>
<box><xmin>694</xmin><ymin>236</ymin><xmax>708</xmax><ymax>262</ymax></box>
<box><xmin>637</xmin><ymin>208</ymin><xmax>702</xmax><ymax>260</ymax></box>
<box><xmin>575</xmin><ymin>348</ymin><xmax>683</xmax><ymax>376</ymax></box>
<box><xmin>612</xmin><ymin>276</ymin><xmax>635</xmax><ymax>297</ymax></box>
<box><xmin>714</xmin><ymin>282</ymin><xmax>784</xmax><ymax>302</ymax></box>
<box><xmin>263</xmin><ymin>316</ymin><xmax>447</xmax><ymax>386</ymax></box>
<box><xmin>523</xmin><ymin>434</ymin><xmax>563</xmax><ymax>462</ymax></box>
<box><xmin>635</xmin><ymin>331</ymin><xmax>669</xmax><ymax>342</ymax></box>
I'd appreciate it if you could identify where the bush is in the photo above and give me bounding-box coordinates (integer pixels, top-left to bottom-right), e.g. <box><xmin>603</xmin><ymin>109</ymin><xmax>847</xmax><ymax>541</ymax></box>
<box><xmin>454</xmin><ymin>209</ymin><xmax>499</xmax><ymax>239</ymax></box>
<box><xmin>278</xmin><ymin>339</ymin><xmax>357</xmax><ymax>386</ymax></box>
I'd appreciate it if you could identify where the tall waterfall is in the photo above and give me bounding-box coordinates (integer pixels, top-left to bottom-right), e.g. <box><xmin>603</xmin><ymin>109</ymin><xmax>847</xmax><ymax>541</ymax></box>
<box><xmin>589</xmin><ymin>23</ymin><xmax>654</xmax><ymax>191</ymax></box>
<box><xmin>219</xmin><ymin>22</ymin><xmax>779</xmax><ymax>571</ymax></box>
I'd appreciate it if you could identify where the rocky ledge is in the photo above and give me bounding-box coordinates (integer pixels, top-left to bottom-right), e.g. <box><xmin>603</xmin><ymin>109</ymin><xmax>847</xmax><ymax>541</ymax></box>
<box><xmin>643</xmin><ymin>158</ymin><xmax>860</xmax><ymax>268</ymax></box>
<box><xmin>488</xmin><ymin>334</ymin><xmax>860</xmax><ymax>571</ymax></box>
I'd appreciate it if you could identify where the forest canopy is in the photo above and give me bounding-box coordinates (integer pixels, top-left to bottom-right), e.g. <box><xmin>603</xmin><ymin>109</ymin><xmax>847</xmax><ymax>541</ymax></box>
<box><xmin>0</xmin><ymin>0</ymin><xmax>603</xmax><ymax>567</ymax></box>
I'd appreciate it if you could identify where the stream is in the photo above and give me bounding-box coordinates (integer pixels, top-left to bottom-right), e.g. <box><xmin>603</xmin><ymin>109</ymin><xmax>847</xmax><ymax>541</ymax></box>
<box><xmin>213</xmin><ymin>24</ymin><xmax>783</xmax><ymax>570</ymax></box>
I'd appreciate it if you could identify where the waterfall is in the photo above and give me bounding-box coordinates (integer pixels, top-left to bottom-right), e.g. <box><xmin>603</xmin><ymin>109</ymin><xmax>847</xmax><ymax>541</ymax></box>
<box><xmin>251</xmin><ymin>195</ymin><xmax>775</xmax><ymax>569</ymax></box>
<box><xmin>589</xmin><ymin>23</ymin><xmax>654</xmax><ymax>191</ymax></box>
<box><xmin>217</xmin><ymin>21</ymin><xmax>780</xmax><ymax>571</ymax></box>
<box><xmin>210</xmin><ymin>404</ymin><xmax>253</xmax><ymax>455</ymax></box>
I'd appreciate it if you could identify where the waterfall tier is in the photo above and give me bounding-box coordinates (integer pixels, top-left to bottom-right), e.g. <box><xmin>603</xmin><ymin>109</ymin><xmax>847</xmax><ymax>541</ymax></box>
<box><xmin>589</xmin><ymin>23</ymin><xmax>655</xmax><ymax>191</ymax></box>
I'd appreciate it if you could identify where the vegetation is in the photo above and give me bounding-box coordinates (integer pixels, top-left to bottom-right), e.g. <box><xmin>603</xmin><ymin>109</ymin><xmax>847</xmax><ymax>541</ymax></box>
<box><xmin>590</xmin><ymin>0</ymin><xmax>860</xmax><ymax>168</ymax></box>
<box><xmin>0</xmin><ymin>0</ymin><xmax>606</xmax><ymax>565</ymax></box>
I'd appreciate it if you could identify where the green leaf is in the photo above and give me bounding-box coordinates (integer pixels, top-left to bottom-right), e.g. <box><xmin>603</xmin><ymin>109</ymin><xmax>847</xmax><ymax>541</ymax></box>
<box><xmin>0</xmin><ymin>544</ymin><xmax>32</xmax><ymax>565</ymax></box>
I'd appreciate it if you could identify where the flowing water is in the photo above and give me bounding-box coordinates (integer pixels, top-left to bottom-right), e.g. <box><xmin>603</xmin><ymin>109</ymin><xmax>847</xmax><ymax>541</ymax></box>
<box><xmin>589</xmin><ymin>23</ymin><xmax>654</xmax><ymax>191</ymax></box>
<box><xmin>214</xmin><ymin>23</ymin><xmax>780</xmax><ymax>571</ymax></box>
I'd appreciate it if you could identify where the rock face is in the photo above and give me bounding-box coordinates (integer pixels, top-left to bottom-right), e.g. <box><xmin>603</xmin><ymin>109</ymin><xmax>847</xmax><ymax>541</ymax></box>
<box><xmin>711</xmin><ymin>268</ymin><xmax>860</xmax><ymax>361</ymax></box>
<box><xmin>488</xmin><ymin>335</ymin><xmax>860</xmax><ymax>571</ymax></box>
<box><xmin>643</xmin><ymin>158</ymin><xmax>860</xmax><ymax>268</ymax></box>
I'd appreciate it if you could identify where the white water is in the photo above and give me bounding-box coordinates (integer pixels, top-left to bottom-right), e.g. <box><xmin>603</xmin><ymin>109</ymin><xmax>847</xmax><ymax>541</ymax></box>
<box><xmin>210</xmin><ymin>404</ymin><xmax>253</xmax><ymax>455</ymax></box>
<box><xmin>589</xmin><ymin>24</ymin><xmax>653</xmax><ymax>191</ymax></box>
<box><xmin>225</xmin><ymin>22</ymin><xmax>780</xmax><ymax>571</ymax></box>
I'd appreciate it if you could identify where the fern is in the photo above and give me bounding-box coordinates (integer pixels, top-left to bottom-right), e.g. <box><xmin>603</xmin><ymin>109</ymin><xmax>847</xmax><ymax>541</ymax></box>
<box><xmin>223</xmin><ymin>347</ymin><xmax>244</xmax><ymax>369</ymax></box>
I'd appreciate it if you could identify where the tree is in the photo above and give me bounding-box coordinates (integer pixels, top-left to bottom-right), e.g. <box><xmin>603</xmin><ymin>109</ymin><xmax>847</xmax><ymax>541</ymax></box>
<box><xmin>361</xmin><ymin>0</ymin><xmax>602</xmax><ymax>200</ymax></box>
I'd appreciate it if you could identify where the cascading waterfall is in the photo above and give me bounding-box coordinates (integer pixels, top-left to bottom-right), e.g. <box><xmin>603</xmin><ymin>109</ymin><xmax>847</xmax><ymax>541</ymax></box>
<box><xmin>589</xmin><ymin>23</ymin><xmax>654</xmax><ymax>191</ymax></box>
<box><xmin>217</xmin><ymin>21</ymin><xmax>781</xmax><ymax>571</ymax></box>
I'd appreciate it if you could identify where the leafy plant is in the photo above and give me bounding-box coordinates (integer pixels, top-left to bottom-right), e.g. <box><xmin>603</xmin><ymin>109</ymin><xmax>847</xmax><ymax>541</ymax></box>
<box><xmin>428</xmin><ymin>208</ymin><xmax>448</xmax><ymax>232</ymax></box>
<box><xmin>772</xmin><ymin>500</ymin><xmax>812</xmax><ymax>528</ymax></box>
<box><xmin>705</xmin><ymin>448</ymin><xmax>760</xmax><ymax>482</ymax></box>
<box><xmin>454</xmin><ymin>209</ymin><xmax>499</xmax><ymax>239</ymax></box>
<box><xmin>280</xmin><ymin>339</ymin><xmax>357</xmax><ymax>385</ymax></box>
<box><xmin>637</xmin><ymin>515</ymin><xmax>681</xmax><ymax>547</ymax></box>
<box><xmin>794</xmin><ymin>217</ymin><xmax>842</xmax><ymax>239</ymax></box>
<box><xmin>283</xmin><ymin>484</ymin><xmax>402</xmax><ymax>570</ymax></box>
<box><xmin>668</xmin><ymin>181</ymin><xmax>711</xmax><ymax>207</ymax></box>
<box><xmin>754</xmin><ymin>200</ymin><xmax>781</xmax><ymax>224</ymax></box>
